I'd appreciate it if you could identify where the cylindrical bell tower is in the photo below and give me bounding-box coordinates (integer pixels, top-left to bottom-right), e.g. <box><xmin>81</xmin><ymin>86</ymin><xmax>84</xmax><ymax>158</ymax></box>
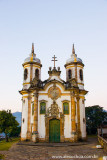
<box><xmin>65</xmin><ymin>44</ymin><xmax>84</xmax><ymax>90</ymax></box>
<box><xmin>22</xmin><ymin>43</ymin><xmax>42</xmax><ymax>90</ymax></box>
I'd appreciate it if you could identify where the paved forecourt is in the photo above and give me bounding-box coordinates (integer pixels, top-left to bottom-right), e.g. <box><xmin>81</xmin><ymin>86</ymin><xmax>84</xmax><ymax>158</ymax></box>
<box><xmin>0</xmin><ymin>137</ymin><xmax>106</xmax><ymax>160</ymax></box>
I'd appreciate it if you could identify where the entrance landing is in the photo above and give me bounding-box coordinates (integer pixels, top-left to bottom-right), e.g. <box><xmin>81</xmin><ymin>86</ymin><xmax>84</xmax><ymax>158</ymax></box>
<box><xmin>17</xmin><ymin>142</ymin><xmax>87</xmax><ymax>147</ymax></box>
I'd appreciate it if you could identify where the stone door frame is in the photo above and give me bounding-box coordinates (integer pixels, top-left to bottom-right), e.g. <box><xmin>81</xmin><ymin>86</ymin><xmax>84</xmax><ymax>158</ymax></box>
<box><xmin>45</xmin><ymin>114</ymin><xmax>64</xmax><ymax>142</ymax></box>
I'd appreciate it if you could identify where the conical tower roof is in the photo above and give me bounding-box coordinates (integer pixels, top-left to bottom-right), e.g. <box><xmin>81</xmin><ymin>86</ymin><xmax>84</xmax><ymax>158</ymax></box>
<box><xmin>66</xmin><ymin>44</ymin><xmax>83</xmax><ymax>65</ymax></box>
<box><xmin>23</xmin><ymin>43</ymin><xmax>41</xmax><ymax>65</ymax></box>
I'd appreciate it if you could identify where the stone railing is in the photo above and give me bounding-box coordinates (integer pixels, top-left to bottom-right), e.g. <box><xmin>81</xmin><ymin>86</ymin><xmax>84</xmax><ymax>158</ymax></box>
<box><xmin>98</xmin><ymin>135</ymin><xmax>107</xmax><ymax>152</ymax></box>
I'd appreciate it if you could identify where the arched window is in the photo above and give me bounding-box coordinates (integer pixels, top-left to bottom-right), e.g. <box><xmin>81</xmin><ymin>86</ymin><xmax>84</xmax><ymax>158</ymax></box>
<box><xmin>68</xmin><ymin>69</ymin><xmax>72</xmax><ymax>80</ymax></box>
<box><xmin>40</xmin><ymin>102</ymin><xmax>46</xmax><ymax>114</ymax></box>
<box><xmin>79</xmin><ymin>69</ymin><xmax>83</xmax><ymax>81</ymax></box>
<box><xmin>63</xmin><ymin>102</ymin><xmax>69</xmax><ymax>114</ymax></box>
<box><xmin>35</xmin><ymin>69</ymin><xmax>39</xmax><ymax>79</ymax></box>
<box><xmin>24</xmin><ymin>69</ymin><xmax>28</xmax><ymax>80</ymax></box>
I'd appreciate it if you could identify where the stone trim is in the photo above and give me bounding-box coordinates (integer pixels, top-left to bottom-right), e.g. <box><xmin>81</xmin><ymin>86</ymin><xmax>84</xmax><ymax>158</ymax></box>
<box><xmin>38</xmin><ymin>138</ymin><xmax>46</xmax><ymax>142</ymax></box>
<box><xmin>76</xmin><ymin>97</ymin><xmax>81</xmax><ymax>139</ymax></box>
<box><xmin>27</xmin><ymin>95</ymin><xmax>32</xmax><ymax>140</ymax></box>
<box><xmin>30</xmin><ymin>64</ymin><xmax>33</xmax><ymax>82</ymax></box>
<box><xmin>64</xmin><ymin>62</ymin><xmax>84</xmax><ymax>68</ymax></box>
<box><xmin>32</xmin><ymin>91</ymin><xmax>38</xmax><ymax>142</ymax></box>
<box><xmin>45</xmin><ymin>113</ymin><xmax>64</xmax><ymax>142</ymax></box>
<box><xmin>70</xmin><ymin>92</ymin><xmax>77</xmax><ymax>142</ymax></box>
<box><xmin>24</xmin><ymin>64</ymin><xmax>41</xmax><ymax>68</ymax></box>
<box><xmin>23</xmin><ymin>61</ymin><xmax>42</xmax><ymax>67</ymax></box>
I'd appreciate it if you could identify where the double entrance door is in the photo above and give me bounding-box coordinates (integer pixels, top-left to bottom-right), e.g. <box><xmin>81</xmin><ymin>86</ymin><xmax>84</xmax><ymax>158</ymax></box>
<box><xmin>49</xmin><ymin>119</ymin><xmax>60</xmax><ymax>142</ymax></box>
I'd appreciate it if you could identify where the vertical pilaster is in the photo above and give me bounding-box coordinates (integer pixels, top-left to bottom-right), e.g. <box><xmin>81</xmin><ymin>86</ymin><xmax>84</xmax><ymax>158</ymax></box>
<box><xmin>32</xmin><ymin>91</ymin><xmax>38</xmax><ymax>142</ymax></box>
<box><xmin>45</xmin><ymin>117</ymin><xmax>49</xmax><ymax>142</ymax></box>
<box><xmin>30</xmin><ymin>64</ymin><xmax>33</xmax><ymax>82</ymax></box>
<box><xmin>71</xmin><ymin>91</ymin><xmax>77</xmax><ymax>142</ymax></box>
<box><xmin>60</xmin><ymin>113</ymin><xmax>64</xmax><ymax>142</ymax></box>
<box><xmin>75</xmin><ymin>64</ymin><xmax>77</xmax><ymax>81</ymax></box>
<box><xmin>82</xmin><ymin>98</ymin><xmax>87</xmax><ymax>140</ymax></box>
<box><xmin>27</xmin><ymin>94</ymin><xmax>31</xmax><ymax>140</ymax></box>
<box><xmin>76</xmin><ymin>97</ymin><xmax>81</xmax><ymax>139</ymax></box>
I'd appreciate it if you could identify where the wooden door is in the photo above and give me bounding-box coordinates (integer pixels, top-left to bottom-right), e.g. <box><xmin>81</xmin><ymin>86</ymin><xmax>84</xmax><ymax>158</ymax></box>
<box><xmin>49</xmin><ymin>119</ymin><xmax>60</xmax><ymax>142</ymax></box>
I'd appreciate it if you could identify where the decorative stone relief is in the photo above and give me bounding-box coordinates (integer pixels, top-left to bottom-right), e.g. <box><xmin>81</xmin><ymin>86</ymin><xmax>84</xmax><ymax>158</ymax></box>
<box><xmin>71</xmin><ymin>78</ymin><xmax>78</xmax><ymax>87</ymax></box>
<box><xmin>46</xmin><ymin>101</ymin><xmax>60</xmax><ymax>117</ymax></box>
<box><xmin>48</xmin><ymin>83</ymin><xmax>61</xmax><ymax>100</ymax></box>
<box><xmin>31</xmin><ymin>77</ymin><xmax>38</xmax><ymax>87</ymax></box>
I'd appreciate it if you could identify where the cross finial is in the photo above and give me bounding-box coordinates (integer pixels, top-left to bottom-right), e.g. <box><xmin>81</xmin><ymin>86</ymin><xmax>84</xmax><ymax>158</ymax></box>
<box><xmin>51</xmin><ymin>55</ymin><xmax>58</xmax><ymax>68</ymax></box>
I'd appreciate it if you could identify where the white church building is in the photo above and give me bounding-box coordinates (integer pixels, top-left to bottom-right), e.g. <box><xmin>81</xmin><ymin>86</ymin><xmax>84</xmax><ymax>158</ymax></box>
<box><xmin>19</xmin><ymin>44</ymin><xmax>88</xmax><ymax>142</ymax></box>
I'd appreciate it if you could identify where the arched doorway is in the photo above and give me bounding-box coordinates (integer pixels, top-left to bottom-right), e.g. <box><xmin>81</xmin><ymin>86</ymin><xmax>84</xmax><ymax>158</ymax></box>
<box><xmin>49</xmin><ymin>119</ymin><xmax>60</xmax><ymax>142</ymax></box>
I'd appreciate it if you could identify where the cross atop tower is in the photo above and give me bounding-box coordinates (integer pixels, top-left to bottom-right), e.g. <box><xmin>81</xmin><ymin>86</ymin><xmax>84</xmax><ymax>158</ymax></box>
<box><xmin>51</xmin><ymin>55</ymin><xmax>58</xmax><ymax>68</ymax></box>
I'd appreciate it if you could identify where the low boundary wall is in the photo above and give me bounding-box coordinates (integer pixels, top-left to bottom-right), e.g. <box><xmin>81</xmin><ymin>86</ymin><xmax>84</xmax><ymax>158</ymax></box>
<box><xmin>98</xmin><ymin>135</ymin><xmax>107</xmax><ymax>152</ymax></box>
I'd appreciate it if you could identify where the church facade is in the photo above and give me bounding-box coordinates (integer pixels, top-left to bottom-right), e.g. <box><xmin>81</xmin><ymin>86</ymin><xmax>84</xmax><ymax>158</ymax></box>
<box><xmin>20</xmin><ymin>44</ymin><xmax>88</xmax><ymax>142</ymax></box>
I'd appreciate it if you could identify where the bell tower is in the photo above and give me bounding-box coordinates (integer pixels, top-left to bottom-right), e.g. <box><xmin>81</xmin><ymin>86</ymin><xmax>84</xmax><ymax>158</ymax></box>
<box><xmin>65</xmin><ymin>44</ymin><xmax>84</xmax><ymax>89</ymax></box>
<box><xmin>22</xmin><ymin>43</ymin><xmax>42</xmax><ymax>90</ymax></box>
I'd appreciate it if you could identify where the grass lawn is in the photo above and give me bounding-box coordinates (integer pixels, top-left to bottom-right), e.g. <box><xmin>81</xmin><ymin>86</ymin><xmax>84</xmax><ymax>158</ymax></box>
<box><xmin>0</xmin><ymin>137</ymin><xmax>20</xmax><ymax>151</ymax></box>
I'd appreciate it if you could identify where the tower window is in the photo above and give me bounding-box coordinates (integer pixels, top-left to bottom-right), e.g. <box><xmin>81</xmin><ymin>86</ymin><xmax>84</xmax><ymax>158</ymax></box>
<box><xmin>63</xmin><ymin>102</ymin><xmax>69</xmax><ymax>114</ymax></box>
<box><xmin>79</xmin><ymin>69</ymin><xmax>83</xmax><ymax>81</ymax></box>
<box><xmin>35</xmin><ymin>69</ymin><xmax>39</xmax><ymax>79</ymax></box>
<box><xmin>24</xmin><ymin>69</ymin><xmax>28</xmax><ymax>80</ymax></box>
<box><xmin>40</xmin><ymin>102</ymin><xmax>46</xmax><ymax>114</ymax></box>
<box><xmin>68</xmin><ymin>69</ymin><xmax>72</xmax><ymax>80</ymax></box>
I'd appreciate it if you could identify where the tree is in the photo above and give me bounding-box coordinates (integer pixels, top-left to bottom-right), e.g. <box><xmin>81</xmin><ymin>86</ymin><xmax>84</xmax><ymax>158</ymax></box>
<box><xmin>9</xmin><ymin>126</ymin><xmax>21</xmax><ymax>137</ymax></box>
<box><xmin>85</xmin><ymin>105</ymin><xmax>107</xmax><ymax>135</ymax></box>
<box><xmin>0</xmin><ymin>110</ymin><xmax>19</xmax><ymax>141</ymax></box>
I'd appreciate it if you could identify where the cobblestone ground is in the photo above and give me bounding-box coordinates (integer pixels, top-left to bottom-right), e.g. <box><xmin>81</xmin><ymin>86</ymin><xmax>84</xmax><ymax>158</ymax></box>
<box><xmin>0</xmin><ymin>137</ymin><xmax>106</xmax><ymax>160</ymax></box>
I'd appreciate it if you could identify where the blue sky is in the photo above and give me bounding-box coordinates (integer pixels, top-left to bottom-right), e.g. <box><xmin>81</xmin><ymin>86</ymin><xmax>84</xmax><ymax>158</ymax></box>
<box><xmin>0</xmin><ymin>0</ymin><xmax>107</xmax><ymax>112</ymax></box>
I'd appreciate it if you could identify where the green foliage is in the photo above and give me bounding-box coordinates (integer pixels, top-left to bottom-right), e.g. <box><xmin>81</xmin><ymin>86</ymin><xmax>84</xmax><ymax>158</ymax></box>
<box><xmin>0</xmin><ymin>110</ymin><xmax>19</xmax><ymax>141</ymax></box>
<box><xmin>85</xmin><ymin>105</ymin><xmax>107</xmax><ymax>135</ymax></box>
<box><xmin>9</xmin><ymin>126</ymin><xmax>21</xmax><ymax>137</ymax></box>
<box><xmin>0</xmin><ymin>137</ymin><xmax>19</xmax><ymax>151</ymax></box>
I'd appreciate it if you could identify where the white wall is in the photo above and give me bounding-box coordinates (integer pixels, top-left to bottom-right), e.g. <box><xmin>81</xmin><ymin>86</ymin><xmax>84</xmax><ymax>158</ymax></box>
<box><xmin>80</xmin><ymin>97</ymin><xmax>86</xmax><ymax>138</ymax></box>
<box><xmin>21</xmin><ymin>97</ymin><xmax>28</xmax><ymax>138</ymax></box>
<box><xmin>38</xmin><ymin>83</ymin><xmax>71</xmax><ymax>139</ymax></box>
<box><xmin>22</xmin><ymin>82</ymin><xmax>86</xmax><ymax>140</ymax></box>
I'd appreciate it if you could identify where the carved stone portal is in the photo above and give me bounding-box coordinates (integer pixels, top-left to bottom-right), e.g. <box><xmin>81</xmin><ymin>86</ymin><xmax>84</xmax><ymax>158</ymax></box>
<box><xmin>44</xmin><ymin>100</ymin><xmax>65</xmax><ymax>142</ymax></box>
